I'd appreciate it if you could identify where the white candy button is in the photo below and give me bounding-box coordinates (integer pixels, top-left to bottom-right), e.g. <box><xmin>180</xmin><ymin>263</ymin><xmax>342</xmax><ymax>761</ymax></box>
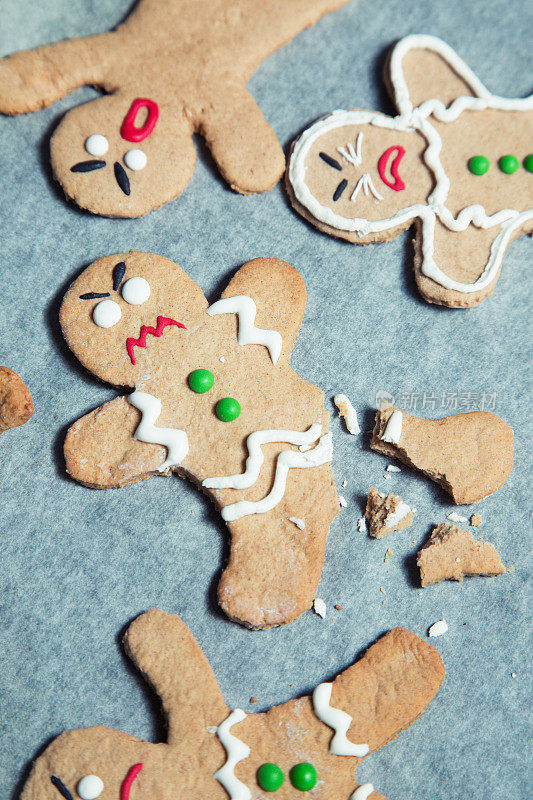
<box><xmin>85</xmin><ymin>134</ymin><xmax>109</xmax><ymax>157</ymax></box>
<box><xmin>77</xmin><ymin>774</ymin><xmax>104</xmax><ymax>799</ymax></box>
<box><xmin>122</xmin><ymin>276</ymin><xmax>151</xmax><ymax>305</ymax></box>
<box><xmin>93</xmin><ymin>299</ymin><xmax>121</xmax><ymax>328</ymax></box>
<box><xmin>124</xmin><ymin>148</ymin><xmax>147</xmax><ymax>171</ymax></box>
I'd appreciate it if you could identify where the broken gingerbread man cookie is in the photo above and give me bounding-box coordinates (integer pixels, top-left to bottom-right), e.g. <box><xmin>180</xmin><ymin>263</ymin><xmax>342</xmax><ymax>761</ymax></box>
<box><xmin>287</xmin><ymin>34</ymin><xmax>533</xmax><ymax>307</ymax></box>
<box><xmin>21</xmin><ymin>608</ymin><xmax>444</xmax><ymax>800</ymax></box>
<box><xmin>0</xmin><ymin>367</ymin><xmax>33</xmax><ymax>434</ymax></box>
<box><xmin>60</xmin><ymin>252</ymin><xmax>340</xmax><ymax>629</ymax></box>
<box><xmin>0</xmin><ymin>0</ymin><xmax>350</xmax><ymax>218</ymax></box>
<box><xmin>370</xmin><ymin>405</ymin><xmax>513</xmax><ymax>504</ymax></box>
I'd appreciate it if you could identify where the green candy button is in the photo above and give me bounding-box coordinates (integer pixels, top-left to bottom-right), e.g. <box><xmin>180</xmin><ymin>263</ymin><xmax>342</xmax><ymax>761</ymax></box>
<box><xmin>524</xmin><ymin>154</ymin><xmax>533</xmax><ymax>173</ymax></box>
<box><xmin>215</xmin><ymin>397</ymin><xmax>241</xmax><ymax>422</ymax></box>
<box><xmin>290</xmin><ymin>763</ymin><xmax>317</xmax><ymax>791</ymax></box>
<box><xmin>188</xmin><ymin>368</ymin><xmax>214</xmax><ymax>394</ymax></box>
<box><xmin>257</xmin><ymin>763</ymin><xmax>284</xmax><ymax>791</ymax></box>
<box><xmin>498</xmin><ymin>154</ymin><xmax>519</xmax><ymax>174</ymax></box>
<box><xmin>467</xmin><ymin>155</ymin><xmax>490</xmax><ymax>176</ymax></box>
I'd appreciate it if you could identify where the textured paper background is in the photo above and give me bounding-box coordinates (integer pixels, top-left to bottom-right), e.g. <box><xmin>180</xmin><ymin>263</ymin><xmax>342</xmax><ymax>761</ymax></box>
<box><xmin>0</xmin><ymin>1</ymin><xmax>531</xmax><ymax>797</ymax></box>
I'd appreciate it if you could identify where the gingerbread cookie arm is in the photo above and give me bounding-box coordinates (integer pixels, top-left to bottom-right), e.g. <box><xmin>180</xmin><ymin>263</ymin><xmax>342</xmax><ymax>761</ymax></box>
<box><xmin>64</xmin><ymin>397</ymin><xmax>167</xmax><ymax>489</ymax></box>
<box><xmin>217</xmin><ymin>462</ymin><xmax>339</xmax><ymax>628</ymax></box>
<box><xmin>0</xmin><ymin>32</ymin><xmax>118</xmax><ymax>115</ymax></box>
<box><xmin>199</xmin><ymin>85</ymin><xmax>285</xmax><ymax>194</ymax></box>
<box><xmin>124</xmin><ymin>609</ymin><xmax>229</xmax><ymax>748</ymax></box>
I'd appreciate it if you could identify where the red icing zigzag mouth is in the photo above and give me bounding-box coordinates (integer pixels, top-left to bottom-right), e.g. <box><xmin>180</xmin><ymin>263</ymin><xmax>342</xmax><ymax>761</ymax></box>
<box><xmin>121</xmin><ymin>763</ymin><xmax>143</xmax><ymax>800</ymax></box>
<box><xmin>126</xmin><ymin>316</ymin><xmax>185</xmax><ymax>365</ymax></box>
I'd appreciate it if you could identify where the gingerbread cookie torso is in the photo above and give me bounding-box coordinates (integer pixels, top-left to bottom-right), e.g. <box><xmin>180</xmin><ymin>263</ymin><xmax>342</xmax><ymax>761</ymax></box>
<box><xmin>60</xmin><ymin>252</ymin><xmax>340</xmax><ymax>628</ymax></box>
<box><xmin>287</xmin><ymin>34</ymin><xmax>533</xmax><ymax>307</ymax></box>
<box><xmin>0</xmin><ymin>0</ymin><xmax>350</xmax><ymax>217</ymax></box>
<box><xmin>21</xmin><ymin>609</ymin><xmax>444</xmax><ymax>800</ymax></box>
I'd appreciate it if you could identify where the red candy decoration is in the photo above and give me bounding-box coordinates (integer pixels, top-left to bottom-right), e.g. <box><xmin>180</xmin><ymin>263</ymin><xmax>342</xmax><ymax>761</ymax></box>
<box><xmin>378</xmin><ymin>145</ymin><xmax>406</xmax><ymax>191</ymax></box>
<box><xmin>121</xmin><ymin>763</ymin><xmax>143</xmax><ymax>800</ymax></box>
<box><xmin>121</xmin><ymin>98</ymin><xmax>159</xmax><ymax>142</ymax></box>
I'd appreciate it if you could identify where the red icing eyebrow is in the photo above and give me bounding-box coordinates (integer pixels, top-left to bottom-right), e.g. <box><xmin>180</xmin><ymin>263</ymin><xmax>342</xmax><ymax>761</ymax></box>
<box><xmin>121</xmin><ymin>98</ymin><xmax>159</xmax><ymax>142</ymax></box>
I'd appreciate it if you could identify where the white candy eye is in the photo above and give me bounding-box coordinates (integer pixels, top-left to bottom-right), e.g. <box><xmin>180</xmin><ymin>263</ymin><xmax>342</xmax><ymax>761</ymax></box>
<box><xmin>122</xmin><ymin>276</ymin><xmax>151</xmax><ymax>305</ymax></box>
<box><xmin>85</xmin><ymin>134</ymin><xmax>109</xmax><ymax>157</ymax></box>
<box><xmin>93</xmin><ymin>299</ymin><xmax>121</xmax><ymax>328</ymax></box>
<box><xmin>124</xmin><ymin>148</ymin><xmax>147</xmax><ymax>171</ymax></box>
<box><xmin>77</xmin><ymin>775</ymin><xmax>104</xmax><ymax>799</ymax></box>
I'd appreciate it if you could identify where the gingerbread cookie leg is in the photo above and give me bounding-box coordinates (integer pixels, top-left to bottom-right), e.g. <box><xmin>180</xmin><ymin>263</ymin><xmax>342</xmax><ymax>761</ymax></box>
<box><xmin>217</xmin><ymin>462</ymin><xmax>339</xmax><ymax>629</ymax></box>
<box><xmin>199</xmin><ymin>85</ymin><xmax>285</xmax><ymax>194</ymax></box>
<box><xmin>0</xmin><ymin>33</ymin><xmax>117</xmax><ymax>114</ymax></box>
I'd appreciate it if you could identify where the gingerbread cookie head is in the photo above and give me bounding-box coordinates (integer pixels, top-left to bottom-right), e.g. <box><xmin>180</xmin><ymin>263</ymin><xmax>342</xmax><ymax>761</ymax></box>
<box><xmin>61</xmin><ymin>254</ymin><xmax>339</xmax><ymax>629</ymax></box>
<box><xmin>21</xmin><ymin>610</ymin><xmax>445</xmax><ymax>800</ymax></box>
<box><xmin>50</xmin><ymin>94</ymin><xmax>196</xmax><ymax>218</ymax></box>
<box><xmin>287</xmin><ymin>34</ymin><xmax>533</xmax><ymax>308</ymax></box>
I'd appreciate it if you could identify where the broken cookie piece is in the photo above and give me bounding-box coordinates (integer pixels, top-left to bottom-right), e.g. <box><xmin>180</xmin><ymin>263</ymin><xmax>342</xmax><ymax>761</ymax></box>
<box><xmin>0</xmin><ymin>367</ymin><xmax>33</xmax><ymax>434</ymax></box>
<box><xmin>333</xmin><ymin>393</ymin><xmax>360</xmax><ymax>434</ymax></box>
<box><xmin>365</xmin><ymin>487</ymin><xmax>413</xmax><ymax>538</ymax></box>
<box><xmin>371</xmin><ymin>406</ymin><xmax>513</xmax><ymax>504</ymax></box>
<box><xmin>417</xmin><ymin>522</ymin><xmax>509</xmax><ymax>587</ymax></box>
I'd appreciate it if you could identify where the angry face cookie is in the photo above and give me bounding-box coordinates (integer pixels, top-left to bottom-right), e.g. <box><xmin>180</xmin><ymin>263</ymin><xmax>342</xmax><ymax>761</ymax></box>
<box><xmin>287</xmin><ymin>35</ymin><xmax>533</xmax><ymax>307</ymax></box>
<box><xmin>60</xmin><ymin>252</ymin><xmax>339</xmax><ymax>629</ymax></box>
<box><xmin>0</xmin><ymin>0</ymin><xmax>350</xmax><ymax>217</ymax></box>
<box><xmin>21</xmin><ymin>609</ymin><xmax>445</xmax><ymax>800</ymax></box>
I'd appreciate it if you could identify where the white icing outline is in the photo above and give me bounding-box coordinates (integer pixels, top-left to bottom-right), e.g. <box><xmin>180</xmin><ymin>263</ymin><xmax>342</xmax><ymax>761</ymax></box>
<box><xmin>128</xmin><ymin>390</ymin><xmax>189</xmax><ymax>472</ymax></box>
<box><xmin>313</xmin><ymin>682</ymin><xmax>369</xmax><ymax>757</ymax></box>
<box><xmin>288</xmin><ymin>34</ymin><xmax>533</xmax><ymax>294</ymax></box>
<box><xmin>381</xmin><ymin>410</ymin><xmax>402</xmax><ymax>445</ymax></box>
<box><xmin>207</xmin><ymin>296</ymin><xmax>283</xmax><ymax>364</ymax></box>
<box><xmin>214</xmin><ymin>709</ymin><xmax>251</xmax><ymax>800</ymax></box>
<box><xmin>204</xmin><ymin>429</ymin><xmax>332</xmax><ymax>522</ymax></box>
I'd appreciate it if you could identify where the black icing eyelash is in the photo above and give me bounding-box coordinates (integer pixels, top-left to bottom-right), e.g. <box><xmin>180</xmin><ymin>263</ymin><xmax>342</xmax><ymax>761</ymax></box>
<box><xmin>51</xmin><ymin>775</ymin><xmax>73</xmax><ymax>800</ymax></box>
<box><xmin>79</xmin><ymin>291</ymin><xmax>110</xmax><ymax>300</ymax></box>
<box><xmin>112</xmin><ymin>261</ymin><xmax>127</xmax><ymax>292</ymax></box>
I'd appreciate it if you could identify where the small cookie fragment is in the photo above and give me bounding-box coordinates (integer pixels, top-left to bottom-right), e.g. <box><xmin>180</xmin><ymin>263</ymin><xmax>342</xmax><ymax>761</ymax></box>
<box><xmin>365</xmin><ymin>487</ymin><xmax>413</xmax><ymax>538</ymax></box>
<box><xmin>0</xmin><ymin>367</ymin><xmax>33</xmax><ymax>434</ymax></box>
<box><xmin>371</xmin><ymin>406</ymin><xmax>514</xmax><ymax>504</ymax></box>
<box><xmin>333</xmin><ymin>394</ymin><xmax>360</xmax><ymax>434</ymax></box>
<box><xmin>470</xmin><ymin>513</ymin><xmax>482</xmax><ymax>527</ymax></box>
<box><xmin>417</xmin><ymin>522</ymin><xmax>508</xmax><ymax>587</ymax></box>
<box><xmin>428</xmin><ymin>619</ymin><xmax>448</xmax><ymax>637</ymax></box>
<box><xmin>313</xmin><ymin>598</ymin><xmax>327</xmax><ymax>618</ymax></box>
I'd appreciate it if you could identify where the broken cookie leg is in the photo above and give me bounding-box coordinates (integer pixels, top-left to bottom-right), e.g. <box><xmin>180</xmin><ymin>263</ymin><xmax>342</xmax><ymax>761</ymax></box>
<box><xmin>365</xmin><ymin>488</ymin><xmax>413</xmax><ymax>538</ymax></box>
<box><xmin>0</xmin><ymin>367</ymin><xmax>33</xmax><ymax>434</ymax></box>
<box><xmin>417</xmin><ymin>522</ymin><xmax>510</xmax><ymax>587</ymax></box>
<box><xmin>371</xmin><ymin>405</ymin><xmax>513</xmax><ymax>504</ymax></box>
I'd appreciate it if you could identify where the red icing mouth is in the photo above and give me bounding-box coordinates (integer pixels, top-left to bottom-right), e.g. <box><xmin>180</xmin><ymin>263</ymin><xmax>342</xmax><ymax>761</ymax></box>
<box><xmin>121</xmin><ymin>763</ymin><xmax>143</xmax><ymax>800</ymax></box>
<box><xmin>126</xmin><ymin>316</ymin><xmax>185</xmax><ymax>365</ymax></box>
<box><xmin>378</xmin><ymin>146</ymin><xmax>406</xmax><ymax>191</ymax></box>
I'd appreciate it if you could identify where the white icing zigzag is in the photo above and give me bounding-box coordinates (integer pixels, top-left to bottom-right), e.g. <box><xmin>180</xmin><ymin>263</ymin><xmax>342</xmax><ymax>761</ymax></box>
<box><xmin>313</xmin><ymin>682</ymin><xmax>369</xmax><ymax>757</ymax></box>
<box><xmin>351</xmin><ymin>785</ymin><xmax>375</xmax><ymax>800</ymax></box>
<box><xmin>214</xmin><ymin>709</ymin><xmax>251</xmax><ymax>800</ymax></box>
<box><xmin>203</xmin><ymin>426</ymin><xmax>332</xmax><ymax>522</ymax></box>
<box><xmin>207</xmin><ymin>295</ymin><xmax>283</xmax><ymax>364</ymax></box>
<box><xmin>128</xmin><ymin>390</ymin><xmax>189</xmax><ymax>472</ymax></box>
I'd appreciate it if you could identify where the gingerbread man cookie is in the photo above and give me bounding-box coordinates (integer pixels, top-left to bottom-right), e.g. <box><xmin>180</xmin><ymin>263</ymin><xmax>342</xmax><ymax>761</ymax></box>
<box><xmin>0</xmin><ymin>0</ymin><xmax>350</xmax><ymax>218</ymax></box>
<box><xmin>21</xmin><ymin>609</ymin><xmax>444</xmax><ymax>800</ymax></box>
<box><xmin>287</xmin><ymin>34</ymin><xmax>533</xmax><ymax>307</ymax></box>
<box><xmin>60</xmin><ymin>252</ymin><xmax>339</xmax><ymax>629</ymax></box>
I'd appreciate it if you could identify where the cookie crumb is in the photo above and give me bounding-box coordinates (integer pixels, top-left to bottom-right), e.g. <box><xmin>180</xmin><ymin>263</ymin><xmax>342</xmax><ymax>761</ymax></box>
<box><xmin>219</xmin><ymin>356</ymin><xmax>226</xmax><ymax>363</ymax></box>
<box><xmin>249</xmin><ymin>696</ymin><xmax>258</xmax><ymax>704</ymax></box>
<box><xmin>428</xmin><ymin>619</ymin><xmax>448</xmax><ymax>637</ymax></box>
<box><xmin>384</xmin><ymin>548</ymin><xmax>394</xmax><ymax>562</ymax></box>
<box><xmin>446</xmin><ymin>511</ymin><xmax>468</xmax><ymax>524</ymax></box>
<box><xmin>206</xmin><ymin>725</ymin><xmax>217</xmax><ymax>734</ymax></box>
<box><xmin>341</xmin><ymin>479</ymin><xmax>347</xmax><ymax>488</ymax></box>
<box><xmin>313</xmin><ymin>598</ymin><xmax>327</xmax><ymax>619</ymax></box>
<box><xmin>288</xmin><ymin>516</ymin><xmax>305</xmax><ymax>530</ymax></box>
<box><xmin>333</xmin><ymin>394</ymin><xmax>361</xmax><ymax>434</ymax></box>
<box><xmin>511</xmin><ymin>672</ymin><xmax>517</xmax><ymax>678</ymax></box>
<box><xmin>334</xmin><ymin>604</ymin><xmax>342</xmax><ymax>611</ymax></box>
<box><xmin>417</xmin><ymin>522</ymin><xmax>508</xmax><ymax>587</ymax></box>
<box><xmin>0</xmin><ymin>367</ymin><xmax>34</xmax><ymax>434</ymax></box>
<box><xmin>339</xmin><ymin>494</ymin><xmax>347</xmax><ymax>507</ymax></box>
<box><xmin>357</xmin><ymin>516</ymin><xmax>367</xmax><ymax>533</ymax></box>
<box><xmin>365</xmin><ymin>488</ymin><xmax>413</xmax><ymax>538</ymax></box>
<box><xmin>385</xmin><ymin>464</ymin><xmax>401</xmax><ymax>473</ymax></box>
<box><xmin>470</xmin><ymin>513</ymin><xmax>482</xmax><ymax>527</ymax></box>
